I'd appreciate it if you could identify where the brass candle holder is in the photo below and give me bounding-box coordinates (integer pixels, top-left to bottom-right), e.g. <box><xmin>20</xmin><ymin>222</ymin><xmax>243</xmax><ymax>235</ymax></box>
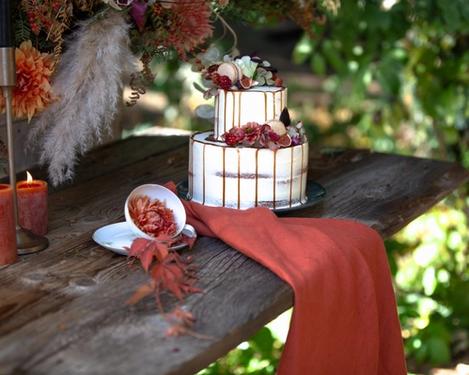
<box><xmin>1</xmin><ymin>47</ymin><xmax>49</xmax><ymax>255</ymax></box>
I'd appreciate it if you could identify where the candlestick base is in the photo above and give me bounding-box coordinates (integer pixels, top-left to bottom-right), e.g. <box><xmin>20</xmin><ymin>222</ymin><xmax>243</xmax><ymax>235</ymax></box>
<box><xmin>16</xmin><ymin>226</ymin><xmax>49</xmax><ymax>255</ymax></box>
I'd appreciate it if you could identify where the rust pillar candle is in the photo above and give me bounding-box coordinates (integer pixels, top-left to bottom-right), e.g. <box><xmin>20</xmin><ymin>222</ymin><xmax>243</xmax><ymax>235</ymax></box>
<box><xmin>0</xmin><ymin>184</ymin><xmax>17</xmax><ymax>265</ymax></box>
<box><xmin>17</xmin><ymin>172</ymin><xmax>48</xmax><ymax>236</ymax></box>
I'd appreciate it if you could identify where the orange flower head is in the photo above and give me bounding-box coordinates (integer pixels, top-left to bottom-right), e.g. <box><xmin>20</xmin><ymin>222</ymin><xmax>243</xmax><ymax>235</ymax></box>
<box><xmin>12</xmin><ymin>41</ymin><xmax>55</xmax><ymax>121</ymax></box>
<box><xmin>154</xmin><ymin>0</ymin><xmax>213</xmax><ymax>58</ymax></box>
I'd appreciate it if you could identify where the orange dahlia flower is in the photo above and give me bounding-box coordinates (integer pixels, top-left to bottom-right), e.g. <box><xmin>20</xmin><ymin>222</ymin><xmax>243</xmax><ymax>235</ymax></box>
<box><xmin>0</xmin><ymin>41</ymin><xmax>55</xmax><ymax>122</ymax></box>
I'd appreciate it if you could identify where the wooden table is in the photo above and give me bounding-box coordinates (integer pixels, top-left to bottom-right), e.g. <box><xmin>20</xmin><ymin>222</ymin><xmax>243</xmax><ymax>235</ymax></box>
<box><xmin>1</xmin><ymin>136</ymin><xmax>468</xmax><ymax>375</ymax></box>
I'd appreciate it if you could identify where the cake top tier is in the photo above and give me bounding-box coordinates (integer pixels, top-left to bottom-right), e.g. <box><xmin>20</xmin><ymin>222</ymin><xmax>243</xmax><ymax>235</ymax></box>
<box><xmin>192</xmin><ymin>49</ymin><xmax>284</xmax><ymax>99</ymax></box>
<box><xmin>212</xmin><ymin>86</ymin><xmax>287</xmax><ymax>141</ymax></box>
<box><xmin>218</xmin><ymin>86</ymin><xmax>284</xmax><ymax>93</ymax></box>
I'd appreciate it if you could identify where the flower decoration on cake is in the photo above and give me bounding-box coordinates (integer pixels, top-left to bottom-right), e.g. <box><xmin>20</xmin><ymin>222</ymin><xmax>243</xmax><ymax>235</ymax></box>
<box><xmin>193</xmin><ymin>50</ymin><xmax>283</xmax><ymax>98</ymax></box>
<box><xmin>222</xmin><ymin>108</ymin><xmax>306</xmax><ymax>151</ymax></box>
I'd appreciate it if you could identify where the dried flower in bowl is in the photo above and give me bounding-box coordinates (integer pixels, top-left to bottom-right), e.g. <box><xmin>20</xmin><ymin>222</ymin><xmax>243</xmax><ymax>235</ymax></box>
<box><xmin>125</xmin><ymin>184</ymin><xmax>187</xmax><ymax>240</ymax></box>
<box><xmin>128</xmin><ymin>195</ymin><xmax>177</xmax><ymax>238</ymax></box>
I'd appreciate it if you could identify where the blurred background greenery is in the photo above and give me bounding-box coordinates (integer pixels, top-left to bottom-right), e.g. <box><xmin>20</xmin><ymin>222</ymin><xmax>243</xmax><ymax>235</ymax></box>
<box><xmin>121</xmin><ymin>0</ymin><xmax>468</xmax><ymax>373</ymax></box>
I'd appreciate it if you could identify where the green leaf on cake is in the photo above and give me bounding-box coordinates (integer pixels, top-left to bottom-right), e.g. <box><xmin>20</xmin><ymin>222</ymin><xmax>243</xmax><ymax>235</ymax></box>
<box><xmin>193</xmin><ymin>82</ymin><xmax>206</xmax><ymax>93</ymax></box>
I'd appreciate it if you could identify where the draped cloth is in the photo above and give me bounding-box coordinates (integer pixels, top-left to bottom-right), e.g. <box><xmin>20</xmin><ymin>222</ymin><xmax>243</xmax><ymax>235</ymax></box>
<box><xmin>170</xmin><ymin>183</ymin><xmax>406</xmax><ymax>374</ymax></box>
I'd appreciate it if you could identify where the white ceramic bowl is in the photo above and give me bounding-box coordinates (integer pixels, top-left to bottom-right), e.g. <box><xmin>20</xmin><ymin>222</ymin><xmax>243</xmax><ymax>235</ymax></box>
<box><xmin>124</xmin><ymin>184</ymin><xmax>186</xmax><ymax>240</ymax></box>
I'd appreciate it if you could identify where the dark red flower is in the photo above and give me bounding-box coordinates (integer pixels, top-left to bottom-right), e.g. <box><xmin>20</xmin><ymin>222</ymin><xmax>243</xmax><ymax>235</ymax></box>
<box><xmin>259</xmin><ymin>124</ymin><xmax>280</xmax><ymax>150</ymax></box>
<box><xmin>231</xmin><ymin>127</ymin><xmax>245</xmax><ymax>141</ymax></box>
<box><xmin>218</xmin><ymin>75</ymin><xmax>233</xmax><ymax>90</ymax></box>
<box><xmin>210</xmin><ymin>72</ymin><xmax>220</xmax><ymax>85</ymax></box>
<box><xmin>223</xmin><ymin>126</ymin><xmax>245</xmax><ymax>146</ymax></box>
<box><xmin>224</xmin><ymin>132</ymin><xmax>239</xmax><ymax>146</ymax></box>
<box><xmin>207</xmin><ymin>64</ymin><xmax>219</xmax><ymax>74</ymax></box>
<box><xmin>269</xmin><ymin>131</ymin><xmax>280</xmax><ymax>142</ymax></box>
<box><xmin>242</xmin><ymin>122</ymin><xmax>261</xmax><ymax>145</ymax></box>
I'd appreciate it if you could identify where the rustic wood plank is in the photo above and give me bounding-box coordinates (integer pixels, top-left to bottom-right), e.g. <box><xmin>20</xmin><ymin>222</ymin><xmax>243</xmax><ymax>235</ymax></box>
<box><xmin>292</xmin><ymin>150</ymin><xmax>469</xmax><ymax>237</ymax></box>
<box><xmin>0</xmin><ymin>136</ymin><xmax>467</xmax><ymax>375</ymax></box>
<box><xmin>1</xmin><ymin>135</ymin><xmax>188</xmax><ymax>192</ymax></box>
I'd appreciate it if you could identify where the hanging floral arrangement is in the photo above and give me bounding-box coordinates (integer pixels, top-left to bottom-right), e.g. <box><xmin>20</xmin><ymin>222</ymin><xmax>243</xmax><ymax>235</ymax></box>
<box><xmin>0</xmin><ymin>0</ymin><xmax>338</xmax><ymax>185</ymax></box>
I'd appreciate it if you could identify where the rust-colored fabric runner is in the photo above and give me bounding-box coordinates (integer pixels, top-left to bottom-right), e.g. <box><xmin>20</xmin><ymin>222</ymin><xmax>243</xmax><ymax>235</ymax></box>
<box><xmin>170</xmin><ymin>184</ymin><xmax>406</xmax><ymax>374</ymax></box>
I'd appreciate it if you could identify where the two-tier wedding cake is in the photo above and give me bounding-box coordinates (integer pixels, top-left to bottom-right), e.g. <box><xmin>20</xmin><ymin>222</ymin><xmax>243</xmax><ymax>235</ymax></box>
<box><xmin>188</xmin><ymin>55</ymin><xmax>308</xmax><ymax>210</ymax></box>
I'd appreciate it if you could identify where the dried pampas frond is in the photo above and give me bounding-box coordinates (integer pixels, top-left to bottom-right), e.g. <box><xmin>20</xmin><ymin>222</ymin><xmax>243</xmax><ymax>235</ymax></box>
<box><xmin>29</xmin><ymin>10</ymin><xmax>137</xmax><ymax>186</ymax></box>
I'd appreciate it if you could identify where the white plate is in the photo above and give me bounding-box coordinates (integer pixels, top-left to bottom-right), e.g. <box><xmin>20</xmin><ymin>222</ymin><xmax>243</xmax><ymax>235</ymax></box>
<box><xmin>92</xmin><ymin>222</ymin><xmax>197</xmax><ymax>256</ymax></box>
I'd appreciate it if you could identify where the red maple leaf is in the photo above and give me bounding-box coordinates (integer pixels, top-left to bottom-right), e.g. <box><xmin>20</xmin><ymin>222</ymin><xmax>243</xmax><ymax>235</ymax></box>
<box><xmin>126</xmin><ymin>234</ymin><xmax>202</xmax><ymax>337</ymax></box>
<box><xmin>127</xmin><ymin>237</ymin><xmax>149</xmax><ymax>257</ymax></box>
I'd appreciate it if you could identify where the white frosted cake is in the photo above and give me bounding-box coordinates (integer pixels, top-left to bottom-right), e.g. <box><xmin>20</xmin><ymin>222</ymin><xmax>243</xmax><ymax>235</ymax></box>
<box><xmin>214</xmin><ymin>86</ymin><xmax>287</xmax><ymax>140</ymax></box>
<box><xmin>189</xmin><ymin>54</ymin><xmax>308</xmax><ymax>210</ymax></box>
<box><xmin>189</xmin><ymin>131</ymin><xmax>308</xmax><ymax>209</ymax></box>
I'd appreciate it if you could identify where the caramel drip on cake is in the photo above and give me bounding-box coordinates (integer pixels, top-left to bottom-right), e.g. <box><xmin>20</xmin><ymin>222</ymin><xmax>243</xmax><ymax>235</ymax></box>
<box><xmin>273</xmin><ymin>150</ymin><xmax>277</xmax><ymax>209</ymax></box>
<box><xmin>215</xmin><ymin>91</ymin><xmax>219</xmax><ymax>138</ymax></box>
<box><xmin>222</xmin><ymin>147</ymin><xmax>226</xmax><ymax>207</ymax></box>
<box><xmin>237</xmin><ymin>149</ymin><xmax>241</xmax><ymax>209</ymax></box>
<box><xmin>202</xmin><ymin>144</ymin><xmax>206</xmax><ymax>204</ymax></box>
<box><xmin>189</xmin><ymin>139</ymin><xmax>194</xmax><ymax>197</ymax></box>
<box><xmin>280</xmin><ymin>91</ymin><xmax>284</xmax><ymax>112</ymax></box>
<box><xmin>289</xmin><ymin>146</ymin><xmax>294</xmax><ymax>207</ymax></box>
<box><xmin>273</xmin><ymin>91</ymin><xmax>276</xmax><ymax>118</ymax></box>
<box><xmin>255</xmin><ymin>149</ymin><xmax>259</xmax><ymax>206</ymax></box>
<box><xmin>231</xmin><ymin>91</ymin><xmax>236</xmax><ymax>130</ymax></box>
<box><xmin>238</xmin><ymin>92</ymin><xmax>242</xmax><ymax>127</ymax></box>
<box><xmin>223</xmin><ymin>90</ymin><xmax>227</xmax><ymax>134</ymax></box>
<box><xmin>300</xmin><ymin>143</ymin><xmax>304</xmax><ymax>201</ymax></box>
<box><xmin>263</xmin><ymin>92</ymin><xmax>268</xmax><ymax>122</ymax></box>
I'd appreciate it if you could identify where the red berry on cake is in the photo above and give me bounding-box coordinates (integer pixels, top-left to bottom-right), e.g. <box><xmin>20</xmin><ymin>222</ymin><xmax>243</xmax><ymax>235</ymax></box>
<box><xmin>218</xmin><ymin>75</ymin><xmax>233</xmax><ymax>90</ymax></box>
<box><xmin>223</xmin><ymin>132</ymin><xmax>239</xmax><ymax>146</ymax></box>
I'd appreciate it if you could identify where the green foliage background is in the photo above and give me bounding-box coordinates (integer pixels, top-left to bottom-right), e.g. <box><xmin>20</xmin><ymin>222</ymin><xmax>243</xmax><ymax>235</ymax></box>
<box><xmin>142</xmin><ymin>0</ymin><xmax>468</xmax><ymax>372</ymax></box>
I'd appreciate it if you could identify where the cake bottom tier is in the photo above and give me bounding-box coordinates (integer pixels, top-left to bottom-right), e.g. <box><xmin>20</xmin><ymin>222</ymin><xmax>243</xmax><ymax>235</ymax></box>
<box><xmin>188</xmin><ymin>131</ymin><xmax>308</xmax><ymax>210</ymax></box>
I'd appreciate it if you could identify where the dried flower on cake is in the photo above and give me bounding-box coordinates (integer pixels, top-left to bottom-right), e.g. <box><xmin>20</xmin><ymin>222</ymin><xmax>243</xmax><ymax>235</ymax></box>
<box><xmin>221</xmin><ymin>109</ymin><xmax>305</xmax><ymax>150</ymax></box>
<box><xmin>255</xmin><ymin>67</ymin><xmax>274</xmax><ymax>86</ymax></box>
<box><xmin>234</xmin><ymin>56</ymin><xmax>258</xmax><ymax>78</ymax></box>
<box><xmin>223</xmin><ymin>126</ymin><xmax>245</xmax><ymax>146</ymax></box>
<box><xmin>243</xmin><ymin>122</ymin><xmax>262</xmax><ymax>145</ymax></box>
<box><xmin>193</xmin><ymin>53</ymin><xmax>283</xmax><ymax>98</ymax></box>
<box><xmin>259</xmin><ymin>124</ymin><xmax>281</xmax><ymax>150</ymax></box>
<box><xmin>218</xmin><ymin>75</ymin><xmax>233</xmax><ymax>90</ymax></box>
<box><xmin>128</xmin><ymin>195</ymin><xmax>177</xmax><ymax>238</ymax></box>
<box><xmin>288</xmin><ymin>121</ymin><xmax>306</xmax><ymax>146</ymax></box>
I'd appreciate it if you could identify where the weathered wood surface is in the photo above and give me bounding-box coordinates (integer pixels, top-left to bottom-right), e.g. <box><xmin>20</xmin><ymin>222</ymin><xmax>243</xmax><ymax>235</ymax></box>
<box><xmin>0</xmin><ymin>136</ymin><xmax>467</xmax><ymax>375</ymax></box>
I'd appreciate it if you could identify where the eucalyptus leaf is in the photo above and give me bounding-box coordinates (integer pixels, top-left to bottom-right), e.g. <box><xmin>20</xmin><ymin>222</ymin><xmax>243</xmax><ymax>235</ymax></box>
<box><xmin>193</xmin><ymin>82</ymin><xmax>206</xmax><ymax>93</ymax></box>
